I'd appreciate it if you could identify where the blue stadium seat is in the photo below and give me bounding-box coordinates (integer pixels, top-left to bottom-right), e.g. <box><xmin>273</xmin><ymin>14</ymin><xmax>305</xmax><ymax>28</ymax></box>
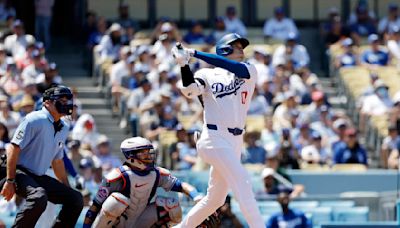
<box><xmin>332</xmin><ymin>206</ymin><xmax>369</xmax><ymax>222</ymax></box>
<box><xmin>319</xmin><ymin>200</ymin><xmax>355</xmax><ymax>208</ymax></box>
<box><xmin>257</xmin><ymin>201</ymin><xmax>280</xmax><ymax>214</ymax></box>
<box><xmin>289</xmin><ymin>201</ymin><xmax>319</xmax><ymax>210</ymax></box>
<box><xmin>302</xmin><ymin>207</ymin><xmax>333</xmax><ymax>227</ymax></box>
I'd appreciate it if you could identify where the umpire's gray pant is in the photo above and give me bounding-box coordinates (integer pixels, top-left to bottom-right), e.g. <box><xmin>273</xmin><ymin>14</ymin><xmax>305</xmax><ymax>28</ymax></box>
<box><xmin>0</xmin><ymin>166</ymin><xmax>83</xmax><ymax>228</ymax></box>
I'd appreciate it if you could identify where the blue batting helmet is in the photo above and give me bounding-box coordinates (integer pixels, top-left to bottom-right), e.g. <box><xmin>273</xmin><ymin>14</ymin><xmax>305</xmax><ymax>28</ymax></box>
<box><xmin>216</xmin><ymin>33</ymin><xmax>249</xmax><ymax>56</ymax></box>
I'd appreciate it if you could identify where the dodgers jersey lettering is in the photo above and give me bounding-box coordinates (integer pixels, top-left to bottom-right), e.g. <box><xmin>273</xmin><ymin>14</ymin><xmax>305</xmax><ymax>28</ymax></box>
<box><xmin>194</xmin><ymin>64</ymin><xmax>257</xmax><ymax>128</ymax></box>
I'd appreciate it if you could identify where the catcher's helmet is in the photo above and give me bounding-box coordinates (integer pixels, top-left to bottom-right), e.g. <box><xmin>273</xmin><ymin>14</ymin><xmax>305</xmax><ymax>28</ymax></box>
<box><xmin>216</xmin><ymin>33</ymin><xmax>249</xmax><ymax>56</ymax></box>
<box><xmin>120</xmin><ymin>137</ymin><xmax>156</xmax><ymax>171</ymax></box>
<box><xmin>43</xmin><ymin>86</ymin><xmax>74</xmax><ymax>115</ymax></box>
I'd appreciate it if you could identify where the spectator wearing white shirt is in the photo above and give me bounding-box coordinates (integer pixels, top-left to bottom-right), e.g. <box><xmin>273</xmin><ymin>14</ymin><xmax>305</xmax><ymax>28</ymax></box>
<box><xmin>98</xmin><ymin>23</ymin><xmax>123</xmax><ymax>63</ymax></box>
<box><xmin>378</xmin><ymin>3</ymin><xmax>400</xmax><ymax>35</ymax></box>
<box><xmin>387</xmin><ymin>26</ymin><xmax>400</xmax><ymax>63</ymax></box>
<box><xmin>248</xmin><ymin>47</ymin><xmax>272</xmax><ymax>87</ymax></box>
<box><xmin>381</xmin><ymin>125</ymin><xmax>400</xmax><ymax>168</ymax></box>
<box><xmin>126</xmin><ymin>79</ymin><xmax>157</xmax><ymax>136</ymax></box>
<box><xmin>0</xmin><ymin>94</ymin><xmax>20</xmax><ymax>136</ymax></box>
<box><xmin>272</xmin><ymin>33</ymin><xmax>310</xmax><ymax>69</ymax></box>
<box><xmin>109</xmin><ymin>47</ymin><xmax>132</xmax><ymax>113</ymax></box>
<box><xmin>21</xmin><ymin>49</ymin><xmax>46</xmax><ymax>82</ymax></box>
<box><xmin>223</xmin><ymin>6</ymin><xmax>247</xmax><ymax>37</ymax></box>
<box><xmin>4</xmin><ymin>20</ymin><xmax>36</xmax><ymax>59</ymax></box>
<box><xmin>360</xmin><ymin>79</ymin><xmax>393</xmax><ymax>133</ymax></box>
<box><xmin>263</xmin><ymin>7</ymin><xmax>298</xmax><ymax>41</ymax></box>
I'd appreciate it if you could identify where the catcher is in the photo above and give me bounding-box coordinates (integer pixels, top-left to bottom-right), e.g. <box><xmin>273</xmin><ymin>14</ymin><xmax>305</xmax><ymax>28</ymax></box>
<box><xmin>83</xmin><ymin>136</ymin><xmax>219</xmax><ymax>227</ymax></box>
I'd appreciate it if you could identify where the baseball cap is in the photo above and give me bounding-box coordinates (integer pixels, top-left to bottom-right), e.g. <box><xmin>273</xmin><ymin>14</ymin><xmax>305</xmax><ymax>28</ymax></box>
<box><xmin>311</xmin><ymin>131</ymin><xmax>322</xmax><ymax>140</ymax></box>
<box><xmin>120</xmin><ymin>46</ymin><xmax>131</xmax><ymax>56</ymax></box>
<box><xmin>274</xmin><ymin>6</ymin><xmax>284</xmax><ymax>14</ymax></box>
<box><xmin>389</xmin><ymin>3</ymin><xmax>398</xmax><ymax>10</ymax></box>
<box><xmin>48</xmin><ymin>62</ymin><xmax>57</xmax><ymax>71</ymax></box>
<box><xmin>108</xmin><ymin>23</ymin><xmax>122</xmax><ymax>33</ymax></box>
<box><xmin>333</xmin><ymin>118</ymin><xmax>348</xmax><ymax>129</ymax></box>
<box><xmin>79</xmin><ymin>158</ymin><xmax>93</xmax><ymax>169</ymax></box>
<box><xmin>19</xmin><ymin>95</ymin><xmax>35</xmax><ymax>107</ymax></box>
<box><xmin>226</xmin><ymin>5</ymin><xmax>236</xmax><ymax>14</ymax></box>
<box><xmin>329</xmin><ymin>7</ymin><xmax>339</xmax><ymax>15</ymax></box>
<box><xmin>31</xmin><ymin>49</ymin><xmax>40</xmax><ymax>58</ymax></box>
<box><xmin>12</xmin><ymin>19</ymin><xmax>23</xmax><ymax>28</ymax></box>
<box><xmin>301</xmin><ymin>146</ymin><xmax>320</xmax><ymax>163</ymax></box>
<box><xmin>341</xmin><ymin>38</ymin><xmax>353</xmax><ymax>47</ymax></box>
<box><xmin>368</xmin><ymin>34</ymin><xmax>379</xmax><ymax>44</ymax></box>
<box><xmin>286</xmin><ymin>32</ymin><xmax>297</xmax><ymax>42</ymax></box>
<box><xmin>67</xmin><ymin>139</ymin><xmax>81</xmax><ymax>149</ymax></box>
<box><xmin>161</xmin><ymin>22</ymin><xmax>173</xmax><ymax>32</ymax></box>
<box><xmin>126</xmin><ymin>55</ymin><xmax>136</xmax><ymax>64</ymax></box>
<box><xmin>392</xmin><ymin>25</ymin><xmax>400</xmax><ymax>34</ymax></box>
<box><xmin>96</xmin><ymin>134</ymin><xmax>109</xmax><ymax>146</ymax></box>
<box><xmin>35</xmin><ymin>42</ymin><xmax>44</xmax><ymax>49</ymax></box>
<box><xmin>373</xmin><ymin>79</ymin><xmax>388</xmax><ymax>90</ymax></box>
<box><xmin>253</xmin><ymin>46</ymin><xmax>270</xmax><ymax>56</ymax></box>
<box><xmin>261</xmin><ymin>168</ymin><xmax>276</xmax><ymax>179</ymax></box>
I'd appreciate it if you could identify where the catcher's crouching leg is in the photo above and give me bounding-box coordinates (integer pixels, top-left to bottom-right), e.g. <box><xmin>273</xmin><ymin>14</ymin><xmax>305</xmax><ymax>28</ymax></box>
<box><xmin>152</xmin><ymin>196</ymin><xmax>182</xmax><ymax>227</ymax></box>
<box><xmin>93</xmin><ymin>192</ymin><xmax>130</xmax><ymax>227</ymax></box>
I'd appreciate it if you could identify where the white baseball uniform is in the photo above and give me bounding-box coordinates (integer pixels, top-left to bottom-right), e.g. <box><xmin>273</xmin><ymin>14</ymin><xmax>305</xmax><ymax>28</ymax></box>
<box><xmin>179</xmin><ymin>64</ymin><xmax>264</xmax><ymax>228</ymax></box>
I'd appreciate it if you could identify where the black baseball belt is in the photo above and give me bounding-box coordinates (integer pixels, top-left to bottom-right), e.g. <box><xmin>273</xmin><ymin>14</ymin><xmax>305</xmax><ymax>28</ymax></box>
<box><xmin>206</xmin><ymin>124</ymin><xmax>244</xmax><ymax>136</ymax></box>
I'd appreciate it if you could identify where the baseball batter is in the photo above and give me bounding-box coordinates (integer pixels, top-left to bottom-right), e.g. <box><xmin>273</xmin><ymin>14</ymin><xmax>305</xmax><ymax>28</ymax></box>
<box><xmin>172</xmin><ymin>33</ymin><xmax>264</xmax><ymax>227</ymax></box>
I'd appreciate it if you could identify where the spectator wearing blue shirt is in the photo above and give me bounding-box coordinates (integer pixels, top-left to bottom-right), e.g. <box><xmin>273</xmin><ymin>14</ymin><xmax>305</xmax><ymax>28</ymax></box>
<box><xmin>266</xmin><ymin>191</ymin><xmax>311</xmax><ymax>228</ymax></box>
<box><xmin>349</xmin><ymin>5</ymin><xmax>377</xmax><ymax>45</ymax></box>
<box><xmin>183</xmin><ymin>21</ymin><xmax>207</xmax><ymax>45</ymax></box>
<box><xmin>361</xmin><ymin>34</ymin><xmax>389</xmax><ymax>66</ymax></box>
<box><xmin>242</xmin><ymin>131</ymin><xmax>266</xmax><ymax>164</ymax></box>
<box><xmin>335</xmin><ymin>38</ymin><xmax>359</xmax><ymax>69</ymax></box>
<box><xmin>333</xmin><ymin>128</ymin><xmax>368</xmax><ymax>165</ymax></box>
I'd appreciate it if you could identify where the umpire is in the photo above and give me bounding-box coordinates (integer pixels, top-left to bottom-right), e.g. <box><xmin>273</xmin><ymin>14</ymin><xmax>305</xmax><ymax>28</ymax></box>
<box><xmin>0</xmin><ymin>86</ymin><xmax>83</xmax><ymax>227</ymax></box>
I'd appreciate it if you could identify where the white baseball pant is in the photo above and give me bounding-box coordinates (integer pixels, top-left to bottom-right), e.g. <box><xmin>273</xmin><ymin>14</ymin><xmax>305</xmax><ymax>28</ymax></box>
<box><xmin>179</xmin><ymin>128</ymin><xmax>264</xmax><ymax>228</ymax></box>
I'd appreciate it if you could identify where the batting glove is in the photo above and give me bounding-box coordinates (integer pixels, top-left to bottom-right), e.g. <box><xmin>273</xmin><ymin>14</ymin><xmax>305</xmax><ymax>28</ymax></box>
<box><xmin>172</xmin><ymin>43</ymin><xmax>194</xmax><ymax>67</ymax></box>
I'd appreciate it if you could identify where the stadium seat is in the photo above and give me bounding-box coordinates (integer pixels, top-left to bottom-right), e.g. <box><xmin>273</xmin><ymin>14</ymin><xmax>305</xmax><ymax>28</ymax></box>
<box><xmin>245</xmin><ymin>115</ymin><xmax>265</xmax><ymax>132</ymax></box>
<box><xmin>319</xmin><ymin>200</ymin><xmax>355</xmax><ymax>208</ymax></box>
<box><xmin>257</xmin><ymin>201</ymin><xmax>281</xmax><ymax>214</ymax></box>
<box><xmin>302</xmin><ymin>207</ymin><xmax>332</xmax><ymax>227</ymax></box>
<box><xmin>331</xmin><ymin>164</ymin><xmax>367</xmax><ymax>172</ymax></box>
<box><xmin>332</xmin><ymin>206</ymin><xmax>369</xmax><ymax>222</ymax></box>
<box><xmin>289</xmin><ymin>201</ymin><xmax>319</xmax><ymax>210</ymax></box>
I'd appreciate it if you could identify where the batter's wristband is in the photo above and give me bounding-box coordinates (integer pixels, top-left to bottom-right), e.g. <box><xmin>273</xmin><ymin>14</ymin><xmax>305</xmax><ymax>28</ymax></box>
<box><xmin>189</xmin><ymin>189</ymin><xmax>200</xmax><ymax>200</ymax></box>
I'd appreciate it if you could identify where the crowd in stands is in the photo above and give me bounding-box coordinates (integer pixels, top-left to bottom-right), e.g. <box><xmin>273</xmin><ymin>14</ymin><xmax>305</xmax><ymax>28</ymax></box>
<box><xmin>1</xmin><ymin>0</ymin><xmax>400</xmax><ymax>226</ymax></box>
<box><xmin>86</xmin><ymin>0</ymin><xmax>400</xmax><ymax>192</ymax></box>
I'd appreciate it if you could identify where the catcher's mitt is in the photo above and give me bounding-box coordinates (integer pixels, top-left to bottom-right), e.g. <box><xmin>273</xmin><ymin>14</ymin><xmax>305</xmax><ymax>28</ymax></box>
<box><xmin>197</xmin><ymin>210</ymin><xmax>221</xmax><ymax>228</ymax></box>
